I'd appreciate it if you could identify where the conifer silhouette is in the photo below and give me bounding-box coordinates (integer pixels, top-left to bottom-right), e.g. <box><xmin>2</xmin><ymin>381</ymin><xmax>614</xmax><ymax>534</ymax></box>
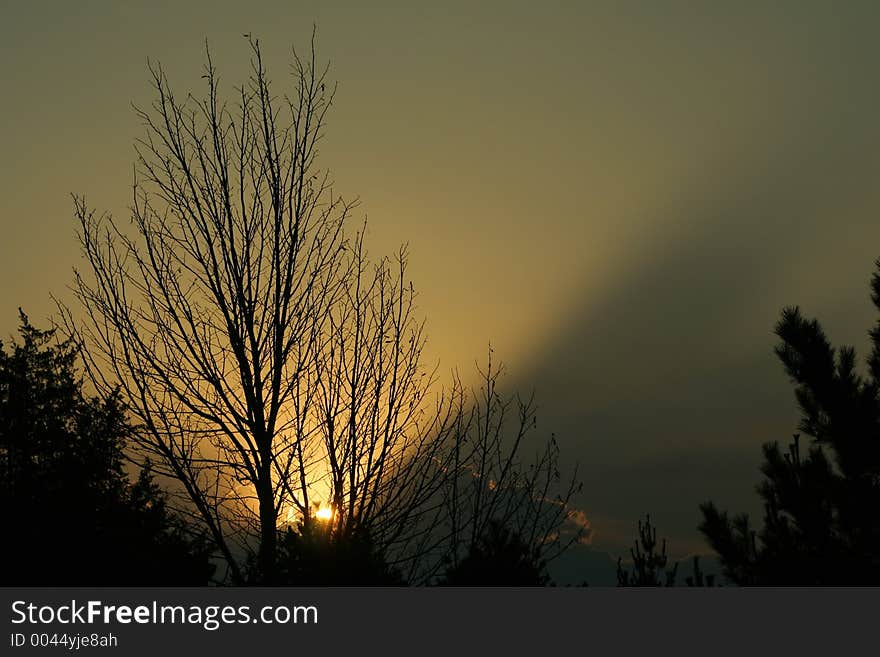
<box><xmin>700</xmin><ymin>261</ymin><xmax>880</xmax><ymax>584</ymax></box>
<box><xmin>0</xmin><ymin>311</ymin><xmax>214</xmax><ymax>585</ymax></box>
<box><xmin>616</xmin><ymin>515</ymin><xmax>678</xmax><ymax>586</ymax></box>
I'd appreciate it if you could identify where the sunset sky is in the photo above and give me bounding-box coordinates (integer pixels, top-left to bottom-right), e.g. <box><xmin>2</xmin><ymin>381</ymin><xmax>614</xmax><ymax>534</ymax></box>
<box><xmin>4</xmin><ymin>1</ymin><xmax>880</xmax><ymax>582</ymax></box>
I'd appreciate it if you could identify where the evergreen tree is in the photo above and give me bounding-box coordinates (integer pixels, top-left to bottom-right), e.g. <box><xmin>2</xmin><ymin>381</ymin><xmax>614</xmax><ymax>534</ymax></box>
<box><xmin>616</xmin><ymin>515</ymin><xmax>678</xmax><ymax>587</ymax></box>
<box><xmin>700</xmin><ymin>262</ymin><xmax>880</xmax><ymax>584</ymax></box>
<box><xmin>0</xmin><ymin>311</ymin><xmax>214</xmax><ymax>585</ymax></box>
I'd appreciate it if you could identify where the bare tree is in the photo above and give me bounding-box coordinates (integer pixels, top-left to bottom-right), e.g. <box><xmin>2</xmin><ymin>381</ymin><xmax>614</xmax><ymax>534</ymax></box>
<box><xmin>434</xmin><ymin>354</ymin><xmax>584</xmax><ymax>583</ymax></box>
<box><xmin>63</xmin><ymin>34</ymin><xmax>583</xmax><ymax>583</ymax></box>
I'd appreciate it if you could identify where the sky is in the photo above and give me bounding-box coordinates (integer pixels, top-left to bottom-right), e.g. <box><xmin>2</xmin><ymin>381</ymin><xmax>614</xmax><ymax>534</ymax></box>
<box><xmin>3</xmin><ymin>1</ymin><xmax>880</xmax><ymax>582</ymax></box>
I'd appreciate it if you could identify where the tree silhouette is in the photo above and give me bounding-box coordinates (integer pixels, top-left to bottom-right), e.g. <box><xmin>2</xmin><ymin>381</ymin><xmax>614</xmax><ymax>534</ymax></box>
<box><xmin>440</xmin><ymin>519</ymin><xmax>550</xmax><ymax>586</ymax></box>
<box><xmin>62</xmin><ymin>34</ymin><xmax>583</xmax><ymax>584</ymax></box>
<box><xmin>683</xmin><ymin>556</ymin><xmax>717</xmax><ymax>587</ymax></box>
<box><xmin>616</xmin><ymin>515</ymin><xmax>717</xmax><ymax>587</ymax></box>
<box><xmin>274</xmin><ymin>516</ymin><xmax>403</xmax><ymax>585</ymax></box>
<box><xmin>616</xmin><ymin>515</ymin><xmax>678</xmax><ymax>586</ymax></box>
<box><xmin>700</xmin><ymin>261</ymin><xmax>880</xmax><ymax>585</ymax></box>
<box><xmin>430</xmin><ymin>354</ymin><xmax>583</xmax><ymax>585</ymax></box>
<box><xmin>0</xmin><ymin>311</ymin><xmax>213</xmax><ymax>585</ymax></box>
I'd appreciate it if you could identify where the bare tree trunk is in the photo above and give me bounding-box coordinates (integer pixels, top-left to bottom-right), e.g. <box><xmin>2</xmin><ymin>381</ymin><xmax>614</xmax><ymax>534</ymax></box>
<box><xmin>256</xmin><ymin>466</ymin><xmax>277</xmax><ymax>581</ymax></box>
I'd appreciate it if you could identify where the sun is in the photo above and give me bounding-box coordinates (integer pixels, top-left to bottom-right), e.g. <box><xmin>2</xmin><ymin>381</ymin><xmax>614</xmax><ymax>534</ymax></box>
<box><xmin>314</xmin><ymin>506</ymin><xmax>334</xmax><ymax>522</ymax></box>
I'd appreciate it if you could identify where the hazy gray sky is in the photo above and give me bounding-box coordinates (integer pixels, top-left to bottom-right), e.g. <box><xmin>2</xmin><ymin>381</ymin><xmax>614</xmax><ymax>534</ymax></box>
<box><xmin>4</xmin><ymin>1</ymin><xmax>880</xmax><ymax>579</ymax></box>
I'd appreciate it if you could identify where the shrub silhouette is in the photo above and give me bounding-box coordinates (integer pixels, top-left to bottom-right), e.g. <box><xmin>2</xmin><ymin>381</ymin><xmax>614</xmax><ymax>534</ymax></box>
<box><xmin>273</xmin><ymin>517</ymin><xmax>403</xmax><ymax>586</ymax></box>
<box><xmin>700</xmin><ymin>261</ymin><xmax>880</xmax><ymax>585</ymax></box>
<box><xmin>0</xmin><ymin>311</ymin><xmax>214</xmax><ymax>585</ymax></box>
<box><xmin>440</xmin><ymin>519</ymin><xmax>550</xmax><ymax>586</ymax></box>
